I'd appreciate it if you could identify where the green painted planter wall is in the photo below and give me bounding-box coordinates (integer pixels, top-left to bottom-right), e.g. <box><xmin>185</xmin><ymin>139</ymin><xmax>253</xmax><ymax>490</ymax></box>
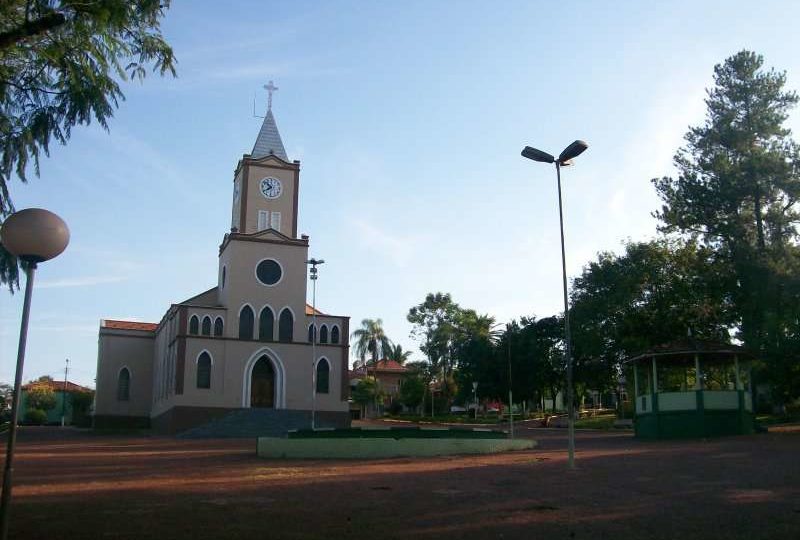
<box><xmin>634</xmin><ymin>394</ymin><xmax>754</xmax><ymax>439</ymax></box>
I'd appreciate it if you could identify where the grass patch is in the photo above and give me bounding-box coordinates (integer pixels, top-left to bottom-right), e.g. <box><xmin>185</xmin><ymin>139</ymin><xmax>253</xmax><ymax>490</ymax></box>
<box><xmin>382</xmin><ymin>414</ymin><xmax>502</xmax><ymax>425</ymax></box>
<box><xmin>574</xmin><ymin>414</ymin><xmax>617</xmax><ymax>430</ymax></box>
<box><xmin>755</xmin><ymin>414</ymin><xmax>800</xmax><ymax>426</ymax></box>
<box><xmin>288</xmin><ymin>427</ymin><xmax>509</xmax><ymax>439</ymax></box>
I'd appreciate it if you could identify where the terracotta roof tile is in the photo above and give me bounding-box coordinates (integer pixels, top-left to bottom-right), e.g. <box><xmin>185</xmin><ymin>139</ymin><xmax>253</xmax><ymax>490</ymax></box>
<box><xmin>22</xmin><ymin>380</ymin><xmax>92</xmax><ymax>393</ymax></box>
<box><xmin>305</xmin><ymin>304</ymin><xmax>326</xmax><ymax>316</ymax></box>
<box><xmin>102</xmin><ymin>319</ymin><xmax>158</xmax><ymax>332</ymax></box>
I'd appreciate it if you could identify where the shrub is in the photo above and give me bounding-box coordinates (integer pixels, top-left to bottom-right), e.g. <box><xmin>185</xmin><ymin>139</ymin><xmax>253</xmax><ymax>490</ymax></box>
<box><xmin>25</xmin><ymin>408</ymin><xmax>47</xmax><ymax>425</ymax></box>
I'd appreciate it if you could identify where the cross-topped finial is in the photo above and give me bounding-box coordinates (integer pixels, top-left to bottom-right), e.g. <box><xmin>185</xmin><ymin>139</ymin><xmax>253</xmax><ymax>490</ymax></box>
<box><xmin>264</xmin><ymin>80</ymin><xmax>278</xmax><ymax>111</ymax></box>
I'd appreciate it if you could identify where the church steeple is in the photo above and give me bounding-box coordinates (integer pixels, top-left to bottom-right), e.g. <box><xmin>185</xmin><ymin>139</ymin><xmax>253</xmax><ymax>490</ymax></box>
<box><xmin>251</xmin><ymin>81</ymin><xmax>288</xmax><ymax>160</ymax></box>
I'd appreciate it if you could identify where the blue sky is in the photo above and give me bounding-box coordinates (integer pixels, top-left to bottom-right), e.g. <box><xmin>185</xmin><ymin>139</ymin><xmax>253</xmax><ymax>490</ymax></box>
<box><xmin>3</xmin><ymin>0</ymin><xmax>800</xmax><ymax>387</ymax></box>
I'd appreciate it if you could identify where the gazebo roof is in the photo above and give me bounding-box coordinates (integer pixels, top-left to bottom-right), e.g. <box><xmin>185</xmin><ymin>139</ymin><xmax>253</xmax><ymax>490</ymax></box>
<box><xmin>625</xmin><ymin>339</ymin><xmax>753</xmax><ymax>364</ymax></box>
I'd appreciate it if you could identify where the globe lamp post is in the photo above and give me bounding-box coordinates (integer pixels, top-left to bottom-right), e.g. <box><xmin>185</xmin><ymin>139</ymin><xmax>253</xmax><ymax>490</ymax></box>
<box><xmin>0</xmin><ymin>208</ymin><xmax>70</xmax><ymax>539</ymax></box>
<box><xmin>521</xmin><ymin>140</ymin><xmax>588</xmax><ymax>469</ymax></box>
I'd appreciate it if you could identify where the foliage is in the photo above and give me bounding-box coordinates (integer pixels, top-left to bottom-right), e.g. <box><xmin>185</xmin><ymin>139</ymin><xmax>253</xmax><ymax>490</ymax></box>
<box><xmin>398</xmin><ymin>373</ymin><xmax>426</xmax><ymax>410</ymax></box>
<box><xmin>350</xmin><ymin>318</ymin><xmax>393</xmax><ymax>368</ymax></box>
<box><xmin>25</xmin><ymin>384</ymin><xmax>56</xmax><ymax>410</ymax></box>
<box><xmin>1</xmin><ymin>0</ymin><xmax>176</xmax><ymax>290</ymax></box>
<box><xmin>351</xmin><ymin>376</ymin><xmax>382</xmax><ymax>406</ymax></box>
<box><xmin>385</xmin><ymin>343</ymin><xmax>413</xmax><ymax>364</ymax></box>
<box><xmin>24</xmin><ymin>407</ymin><xmax>47</xmax><ymax>424</ymax></box>
<box><xmin>652</xmin><ymin>50</ymin><xmax>800</xmax><ymax>403</ymax></box>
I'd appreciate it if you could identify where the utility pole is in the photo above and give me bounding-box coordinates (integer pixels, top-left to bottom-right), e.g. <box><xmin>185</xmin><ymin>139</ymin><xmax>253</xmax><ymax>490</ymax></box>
<box><xmin>60</xmin><ymin>358</ymin><xmax>69</xmax><ymax>427</ymax></box>
<box><xmin>507</xmin><ymin>326</ymin><xmax>514</xmax><ymax>439</ymax></box>
<box><xmin>306</xmin><ymin>258</ymin><xmax>324</xmax><ymax>430</ymax></box>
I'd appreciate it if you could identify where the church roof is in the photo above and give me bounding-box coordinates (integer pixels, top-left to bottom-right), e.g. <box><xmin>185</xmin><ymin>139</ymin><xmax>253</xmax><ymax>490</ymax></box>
<box><xmin>305</xmin><ymin>304</ymin><xmax>326</xmax><ymax>316</ymax></box>
<box><xmin>178</xmin><ymin>287</ymin><xmax>220</xmax><ymax>307</ymax></box>
<box><xmin>251</xmin><ymin>109</ymin><xmax>288</xmax><ymax>160</ymax></box>
<box><xmin>101</xmin><ymin>319</ymin><xmax>158</xmax><ymax>332</ymax></box>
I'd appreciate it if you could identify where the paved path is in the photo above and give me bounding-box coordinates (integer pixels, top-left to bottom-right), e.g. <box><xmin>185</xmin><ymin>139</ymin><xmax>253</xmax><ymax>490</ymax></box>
<box><xmin>3</xmin><ymin>426</ymin><xmax>799</xmax><ymax>539</ymax></box>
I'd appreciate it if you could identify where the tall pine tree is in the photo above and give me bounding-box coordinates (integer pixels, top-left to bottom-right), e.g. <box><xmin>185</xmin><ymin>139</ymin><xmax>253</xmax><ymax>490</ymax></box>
<box><xmin>653</xmin><ymin>50</ymin><xmax>800</xmax><ymax>403</ymax></box>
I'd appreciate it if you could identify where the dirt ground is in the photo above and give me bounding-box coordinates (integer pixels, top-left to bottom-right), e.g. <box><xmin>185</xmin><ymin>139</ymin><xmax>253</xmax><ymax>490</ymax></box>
<box><xmin>3</xmin><ymin>424</ymin><xmax>799</xmax><ymax>540</ymax></box>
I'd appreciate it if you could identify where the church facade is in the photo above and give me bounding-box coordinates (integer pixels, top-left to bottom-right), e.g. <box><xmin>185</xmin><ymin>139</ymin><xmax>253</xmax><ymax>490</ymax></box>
<box><xmin>93</xmin><ymin>89</ymin><xmax>351</xmax><ymax>434</ymax></box>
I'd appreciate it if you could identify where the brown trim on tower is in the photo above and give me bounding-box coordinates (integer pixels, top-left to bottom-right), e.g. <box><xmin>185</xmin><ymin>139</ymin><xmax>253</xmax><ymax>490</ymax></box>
<box><xmin>175</xmin><ymin>336</ymin><xmax>186</xmax><ymax>395</ymax></box>
<box><xmin>240</xmin><ymin>167</ymin><xmax>250</xmax><ymax>232</ymax></box>
<box><xmin>178</xmin><ymin>306</ymin><xmax>188</xmax><ymax>334</ymax></box>
<box><xmin>341</xmin><ymin>317</ymin><xmax>350</xmax><ymax>400</ymax></box>
<box><xmin>292</xmin><ymin>162</ymin><xmax>300</xmax><ymax>238</ymax></box>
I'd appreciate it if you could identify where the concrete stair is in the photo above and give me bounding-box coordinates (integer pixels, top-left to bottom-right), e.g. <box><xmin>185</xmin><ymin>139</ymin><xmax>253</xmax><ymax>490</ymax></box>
<box><xmin>178</xmin><ymin>408</ymin><xmax>311</xmax><ymax>439</ymax></box>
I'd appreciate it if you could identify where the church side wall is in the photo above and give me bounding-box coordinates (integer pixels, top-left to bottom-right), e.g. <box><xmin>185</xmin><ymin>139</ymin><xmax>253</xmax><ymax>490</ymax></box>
<box><xmin>94</xmin><ymin>329</ymin><xmax>155</xmax><ymax>425</ymax></box>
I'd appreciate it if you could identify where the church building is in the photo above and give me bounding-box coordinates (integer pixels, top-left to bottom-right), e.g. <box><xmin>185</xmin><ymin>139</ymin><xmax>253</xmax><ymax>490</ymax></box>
<box><xmin>93</xmin><ymin>84</ymin><xmax>351</xmax><ymax>434</ymax></box>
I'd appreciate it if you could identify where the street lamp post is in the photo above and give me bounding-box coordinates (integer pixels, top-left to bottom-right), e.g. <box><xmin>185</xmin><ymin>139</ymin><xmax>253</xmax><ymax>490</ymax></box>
<box><xmin>521</xmin><ymin>140</ymin><xmax>588</xmax><ymax>469</ymax></box>
<box><xmin>0</xmin><ymin>208</ymin><xmax>69</xmax><ymax>540</ymax></box>
<box><xmin>306</xmin><ymin>258</ymin><xmax>324</xmax><ymax>430</ymax></box>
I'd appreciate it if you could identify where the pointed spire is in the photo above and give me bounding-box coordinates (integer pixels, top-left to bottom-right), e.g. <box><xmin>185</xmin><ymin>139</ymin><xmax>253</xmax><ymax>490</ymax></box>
<box><xmin>251</xmin><ymin>81</ymin><xmax>288</xmax><ymax>160</ymax></box>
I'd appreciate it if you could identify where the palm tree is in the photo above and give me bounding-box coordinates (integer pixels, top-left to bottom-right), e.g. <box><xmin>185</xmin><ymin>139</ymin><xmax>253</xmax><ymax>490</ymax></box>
<box><xmin>350</xmin><ymin>318</ymin><xmax>393</xmax><ymax>369</ymax></box>
<box><xmin>385</xmin><ymin>343</ymin><xmax>413</xmax><ymax>364</ymax></box>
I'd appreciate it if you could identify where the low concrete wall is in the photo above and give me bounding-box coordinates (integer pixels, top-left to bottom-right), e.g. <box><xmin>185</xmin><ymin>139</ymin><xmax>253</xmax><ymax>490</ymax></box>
<box><xmin>257</xmin><ymin>437</ymin><xmax>535</xmax><ymax>459</ymax></box>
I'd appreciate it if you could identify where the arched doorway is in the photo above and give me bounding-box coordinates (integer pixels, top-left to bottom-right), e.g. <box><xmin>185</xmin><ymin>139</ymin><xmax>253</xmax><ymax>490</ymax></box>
<box><xmin>250</xmin><ymin>355</ymin><xmax>275</xmax><ymax>408</ymax></box>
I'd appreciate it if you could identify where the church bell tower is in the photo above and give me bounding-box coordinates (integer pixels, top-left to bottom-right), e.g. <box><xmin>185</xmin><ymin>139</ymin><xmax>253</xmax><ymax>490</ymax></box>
<box><xmin>230</xmin><ymin>81</ymin><xmax>300</xmax><ymax>239</ymax></box>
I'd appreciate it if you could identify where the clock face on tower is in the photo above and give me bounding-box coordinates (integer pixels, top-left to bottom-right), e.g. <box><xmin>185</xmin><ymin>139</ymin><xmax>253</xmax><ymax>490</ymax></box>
<box><xmin>260</xmin><ymin>177</ymin><xmax>282</xmax><ymax>199</ymax></box>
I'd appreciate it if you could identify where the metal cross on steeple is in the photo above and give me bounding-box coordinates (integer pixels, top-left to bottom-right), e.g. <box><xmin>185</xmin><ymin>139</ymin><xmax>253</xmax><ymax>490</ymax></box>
<box><xmin>264</xmin><ymin>80</ymin><xmax>278</xmax><ymax>111</ymax></box>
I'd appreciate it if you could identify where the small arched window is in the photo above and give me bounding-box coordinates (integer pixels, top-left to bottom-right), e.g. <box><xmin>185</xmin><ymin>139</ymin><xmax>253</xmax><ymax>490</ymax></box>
<box><xmin>201</xmin><ymin>316</ymin><xmax>212</xmax><ymax>336</ymax></box>
<box><xmin>117</xmin><ymin>368</ymin><xmax>131</xmax><ymax>401</ymax></box>
<box><xmin>239</xmin><ymin>305</ymin><xmax>255</xmax><ymax>340</ymax></box>
<box><xmin>189</xmin><ymin>315</ymin><xmax>199</xmax><ymax>335</ymax></box>
<box><xmin>214</xmin><ymin>317</ymin><xmax>224</xmax><ymax>336</ymax></box>
<box><xmin>331</xmin><ymin>325</ymin><xmax>340</xmax><ymax>344</ymax></box>
<box><xmin>316</xmin><ymin>359</ymin><xmax>330</xmax><ymax>394</ymax></box>
<box><xmin>308</xmin><ymin>324</ymin><xmax>316</xmax><ymax>343</ymax></box>
<box><xmin>259</xmin><ymin>307</ymin><xmax>275</xmax><ymax>341</ymax></box>
<box><xmin>278</xmin><ymin>308</ymin><xmax>294</xmax><ymax>342</ymax></box>
<box><xmin>197</xmin><ymin>352</ymin><xmax>211</xmax><ymax>389</ymax></box>
<box><xmin>320</xmin><ymin>324</ymin><xmax>329</xmax><ymax>344</ymax></box>
<box><xmin>221</xmin><ymin>266</ymin><xmax>226</xmax><ymax>288</ymax></box>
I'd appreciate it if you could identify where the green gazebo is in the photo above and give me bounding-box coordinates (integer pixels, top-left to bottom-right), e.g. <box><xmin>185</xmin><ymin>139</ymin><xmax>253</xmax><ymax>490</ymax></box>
<box><xmin>626</xmin><ymin>340</ymin><xmax>755</xmax><ymax>439</ymax></box>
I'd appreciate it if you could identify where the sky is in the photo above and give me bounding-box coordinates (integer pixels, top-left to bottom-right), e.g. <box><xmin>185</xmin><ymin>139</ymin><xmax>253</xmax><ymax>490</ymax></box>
<box><xmin>3</xmin><ymin>0</ymin><xmax>800</xmax><ymax>388</ymax></box>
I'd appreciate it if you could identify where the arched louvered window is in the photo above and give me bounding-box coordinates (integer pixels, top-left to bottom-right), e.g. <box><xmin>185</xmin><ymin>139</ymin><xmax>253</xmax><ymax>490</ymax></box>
<box><xmin>331</xmin><ymin>325</ymin><xmax>340</xmax><ymax>344</ymax></box>
<box><xmin>201</xmin><ymin>316</ymin><xmax>212</xmax><ymax>336</ymax></box>
<box><xmin>308</xmin><ymin>324</ymin><xmax>316</xmax><ymax>343</ymax></box>
<box><xmin>197</xmin><ymin>352</ymin><xmax>211</xmax><ymax>389</ymax></box>
<box><xmin>316</xmin><ymin>359</ymin><xmax>330</xmax><ymax>394</ymax></box>
<box><xmin>214</xmin><ymin>317</ymin><xmax>224</xmax><ymax>336</ymax></box>
<box><xmin>117</xmin><ymin>368</ymin><xmax>131</xmax><ymax>401</ymax></box>
<box><xmin>189</xmin><ymin>315</ymin><xmax>199</xmax><ymax>335</ymax></box>
<box><xmin>239</xmin><ymin>305</ymin><xmax>255</xmax><ymax>340</ymax></box>
<box><xmin>320</xmin><ymin>325</ymin><xmax>329</xmax><ymax>344</ymax></box>
<box><xmin>278</xmin><ymin>308</ymin><xmax>294</xmax><ymax>342</ymax></box>
<box><xmin>259</xmin><ymin>307</ymin><xmax>275</xmax><ymax>341</ymax></box>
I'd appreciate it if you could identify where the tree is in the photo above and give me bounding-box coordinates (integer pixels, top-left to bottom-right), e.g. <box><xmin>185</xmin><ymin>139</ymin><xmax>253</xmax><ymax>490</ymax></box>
<box><xmin>351</xmin><ymin>376</ymin><xmax>382</xmax><ymax>419</ymax></box>
<box><xmin>407</xmin><ymin>293</ymin><xmax>462</xmax><ymax>397</ymax></box>
<box><xmin>1</xmin><ymin>0</ymin><xmax>176</xmax><ymax>290</ymax></box>
<box><xmin>350</xmin><ymin>318</ymin><xmax>393</xmax><ymax>368</ymax></box>
<box><xmin>385</xmin><ymin>343</ymin><xmax>413</xmax><ymax>364</ymax></box>
<box><xmin>652</xmin><ymin>50</ymin><xmax>800</xmax><ymax>403</ymax></box>
<box><xmin>25</xmin><ymin>384</ymin><xmax>56</xmax><ymax>411</ymax></box>
<box><xmin>398</xmin><ymin>373</ymin><xmax>425</xmax><ymax>412</ymax></box>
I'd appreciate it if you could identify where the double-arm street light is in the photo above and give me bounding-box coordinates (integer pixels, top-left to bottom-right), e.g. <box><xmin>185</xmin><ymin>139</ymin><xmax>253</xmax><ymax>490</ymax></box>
<box><xmin>521</xmin><ymin>140</ymin><xmax>588</xmax><ymax>469</ymax></box>
<box><xmin>306</xmin><ymin>258</ymin><xmax>325</xmax><ymax>430</ymax></box>
<box><xmin>0</xmin><ymin>208</ymin><xmax>70</xmax><ymax>539</ymax></box>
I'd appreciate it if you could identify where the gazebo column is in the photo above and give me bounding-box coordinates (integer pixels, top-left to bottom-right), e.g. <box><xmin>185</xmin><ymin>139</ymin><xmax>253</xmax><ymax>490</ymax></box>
<box><xmin>652</xmin><ymin>356</ymin><xmax>659</xmax><ymax>436</ymax></box>
<box><xmin>734</xmin><ymin>354</ymin><xmax>746</xmax><ymax>432</ymax></box>
<box><xmin>695</xmin><ymin>353</ymin><xmax>704</xmax><ymax>434</ymax></box>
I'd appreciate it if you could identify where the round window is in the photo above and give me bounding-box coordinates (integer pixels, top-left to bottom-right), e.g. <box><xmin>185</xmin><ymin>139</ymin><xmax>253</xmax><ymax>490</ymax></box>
<box><xmin>256</xmin><ymin>259</ymin><xmax>282</xmax><ymax>285</ymax></box>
